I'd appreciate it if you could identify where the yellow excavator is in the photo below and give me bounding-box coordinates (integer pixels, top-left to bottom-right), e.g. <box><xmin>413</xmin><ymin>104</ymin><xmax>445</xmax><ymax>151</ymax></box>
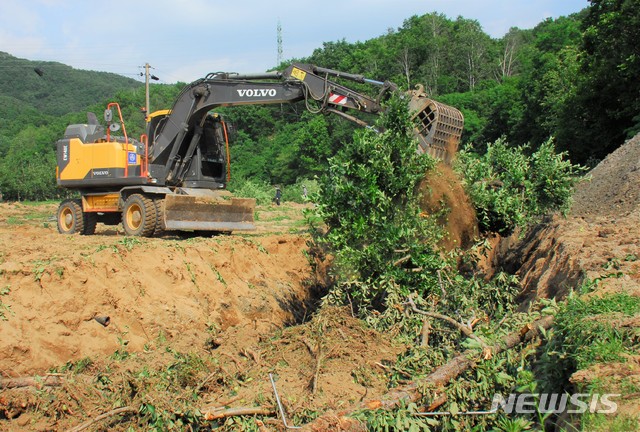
<box><xmin>55</xmin><ymin>63</ymin><xmax>464</xmax><ymax>236</ymax></box>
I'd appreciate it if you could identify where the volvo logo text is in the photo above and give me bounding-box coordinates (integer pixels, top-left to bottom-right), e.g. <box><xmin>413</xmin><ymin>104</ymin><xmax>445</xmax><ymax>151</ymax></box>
<box><xmin>237</xmin><ymin>89</ymin><xmax>277</xmax><ymax>97</ymax></box>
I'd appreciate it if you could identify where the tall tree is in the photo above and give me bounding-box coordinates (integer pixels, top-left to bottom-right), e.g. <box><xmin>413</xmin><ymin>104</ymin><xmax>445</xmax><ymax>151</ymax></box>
<box><xmin>452</xmin><ymin>17</ymin><xmax>493</xmax><ymax>92</ymax></box>
<box><xmin>496</xmin><ymin>28</ymin><xmax>528</xmax><ymax>81</ymax></box>
<box><xmin>557</xmin><ymin>0</ymin><xmax>640</xmax><ymax>161</ymax></box>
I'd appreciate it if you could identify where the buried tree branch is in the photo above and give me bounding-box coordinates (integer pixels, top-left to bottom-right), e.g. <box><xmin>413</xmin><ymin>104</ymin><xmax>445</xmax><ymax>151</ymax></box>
<box><xmin>0</xmin><ymin>374</ymin><xmax>64</xmax><ymax>390</ymax></box>
<box><xmin>66</xmin><ymin>406</ymin><xmax>137</xmax><ymax>432</ymax></box>
<box><xmin>300</xmin><ymin>314</ymin><xmax>555</xmax><ymax>431</ymax></box>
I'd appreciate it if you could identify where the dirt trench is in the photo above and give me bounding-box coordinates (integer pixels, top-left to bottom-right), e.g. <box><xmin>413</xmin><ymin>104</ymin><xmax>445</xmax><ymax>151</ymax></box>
<box><xmin>494</xmin><ymin>134</ymin><xmax>640</xmax><ymax>305</ymax></box>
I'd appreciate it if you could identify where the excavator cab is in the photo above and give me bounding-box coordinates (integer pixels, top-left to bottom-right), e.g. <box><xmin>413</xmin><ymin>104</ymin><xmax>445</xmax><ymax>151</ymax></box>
<box><xmin>146</xmin><ymin>110</ymin><xmax>230</xmax><ymax>188</ymax></box>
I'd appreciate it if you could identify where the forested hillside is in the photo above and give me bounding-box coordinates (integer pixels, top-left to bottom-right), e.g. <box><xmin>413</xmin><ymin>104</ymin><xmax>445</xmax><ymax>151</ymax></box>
<box><xmin>0</xmin><ymin>0</ymin><xmax>638</xmax><ymax>201</ymax></box>
<box><xmin>0</xmin><ymin>52</ymin><xmax>142</xmax><ymax>117</ymax></box>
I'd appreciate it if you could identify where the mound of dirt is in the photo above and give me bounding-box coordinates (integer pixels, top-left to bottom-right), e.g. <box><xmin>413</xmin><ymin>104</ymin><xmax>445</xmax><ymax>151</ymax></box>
<box><xmin>418</xmin><ymin>163</ymin><xmax>478</xmax><ymax>250</ymax></box>
<box><xmin>498</xmin><ymin>133</ymin><xmax>640</xmax><ymax>304</ymax></box>
<box><xmin>0</xmin><ymin>203</ymin><xmax>316</xmax><ymax>376</ymax></box>
<box><xmin>571</xmin><ymin>133</ymin><xmax>640</xmax><ymax>218</ymax></box>
<box><xmin>208</xmin><ymin>306</ymin><xmax>403</xmax><ymax>417</ymax></box>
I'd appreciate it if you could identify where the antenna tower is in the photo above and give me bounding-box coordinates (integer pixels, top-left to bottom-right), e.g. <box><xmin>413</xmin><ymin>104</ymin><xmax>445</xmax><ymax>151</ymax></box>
<box><xmin>277</xmin><ymin>20</ymin><xmax>283</xmax><ymax>66</ymax></box>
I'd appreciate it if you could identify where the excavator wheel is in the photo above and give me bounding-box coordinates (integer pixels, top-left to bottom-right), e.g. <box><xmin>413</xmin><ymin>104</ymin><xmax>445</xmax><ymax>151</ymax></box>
<box><xmin>122</xmin><ymin>194</ymin><xmax>156</xmax><ymax>237</ymax></box>
<box><xmin>57</xmin><ymin>199</ymin><xmax>96</xmax><ymax>235</ymax></box>
<box><xmin>152</xmin><ymin>197</ymin><xmax>166</xmax><ymax>237</ymax></box>
<box><xmin>84</xmin><ymin>212</ymin><xmax>97</xmax><ymax>235</ymax></box>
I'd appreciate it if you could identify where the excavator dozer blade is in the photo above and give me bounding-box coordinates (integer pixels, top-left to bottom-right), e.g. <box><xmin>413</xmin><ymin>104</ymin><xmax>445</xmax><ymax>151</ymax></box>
<box><xmin>407</xmin><ymin>86</ymin><xmax>464</xmax><ymax>164</ymax></box>
<box><xmin>163</xmin><ymin>193</ymin><xmax>256</xmax><ymax>232</ymax></box>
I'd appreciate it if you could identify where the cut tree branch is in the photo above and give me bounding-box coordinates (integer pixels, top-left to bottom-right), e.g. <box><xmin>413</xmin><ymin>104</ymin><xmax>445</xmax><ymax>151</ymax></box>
<box><xmin>202</xmin><ymin>406</ymin><xmax>274</xmax><ymax>420</ymax></box>
<box><xmin>405</xmin><ymin>296</ymin><xmax>487</xmax><ymax>348</ymax></box>
<box><xmin>393</xmin><ymin>255</ymin><xmax>412</xmax><ymax>267</ymax></box>
<box><xmin>300</xmin><ymin>315</ymin><xmax>554</xmax><ymax>431</ymax></box>
<box><xmin>66</xmin><ymin>406</ymin><xmax>137</xmax><ymax>432</ymax></box>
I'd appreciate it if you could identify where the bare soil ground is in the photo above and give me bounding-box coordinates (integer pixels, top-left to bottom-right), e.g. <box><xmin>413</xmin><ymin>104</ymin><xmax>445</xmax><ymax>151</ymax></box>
<box><xmin>0</xmin><ymin>200</ymin><xmax>402</xmax><ymax>430</ymax></box>
<box><xmin>0</xmin><ymin>202</ymin><xmax>315</xmax><ymax>376</ymax></box>
<box><xmin>1</xmin><ymin>136</ymin><xmax>639</xmax><ymax>430</ymax></box>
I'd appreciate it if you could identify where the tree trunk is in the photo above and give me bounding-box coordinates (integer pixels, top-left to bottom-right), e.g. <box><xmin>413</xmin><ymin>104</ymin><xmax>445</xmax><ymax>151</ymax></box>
<box><xmin>300</xmin><ymin>315</ymin><xmax>554</xmax><ymax>431</ymax></box>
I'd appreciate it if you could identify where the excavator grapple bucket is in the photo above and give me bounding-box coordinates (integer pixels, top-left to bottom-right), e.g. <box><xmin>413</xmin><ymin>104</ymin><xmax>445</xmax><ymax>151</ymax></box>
<box><xmin>163</xmin><ymin>192</ymin><xmax>256</xmax><ymax>232</ymax></box>
<box><xmin>407</xmin><ymin>86</ymin><xmax>464</xmax><ymax>164</ymax></box>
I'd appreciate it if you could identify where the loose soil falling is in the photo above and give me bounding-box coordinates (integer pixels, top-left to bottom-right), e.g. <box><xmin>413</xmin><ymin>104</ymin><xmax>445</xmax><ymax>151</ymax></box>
<box><xmin>418</xmin><ymin>162</ymin><xmax>478</xmax><ymax>250</ymax></box>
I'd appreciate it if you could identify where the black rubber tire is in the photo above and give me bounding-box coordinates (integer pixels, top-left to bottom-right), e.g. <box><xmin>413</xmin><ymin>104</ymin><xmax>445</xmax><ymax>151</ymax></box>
<box><xmin>83</xmin><ymin>212</ymin><xmax>97</xmax><ymax>235</ymax></box>
<box><xmin>122</xmin><ymin>194</ymin><xmax>156</xmax><ymax>237</ymax></box>
<box><xmin>152</xmin><ymin>197</ymin><xmax>166</xmax><ymax>237</ymax></box>
<box><xmin>57</xmin><ymin>199</ymin><xmax>84</xmax><ymax>234</ymax></box>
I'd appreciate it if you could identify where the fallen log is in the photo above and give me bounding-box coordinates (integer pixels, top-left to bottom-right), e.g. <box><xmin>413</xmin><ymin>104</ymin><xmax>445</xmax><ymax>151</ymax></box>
<box><xmin>300</xmin><ymin>315</ymin><xmax>555</xmax><ymax>431</ymax></box>
<box><xmin>0</xmin><ymin>374</ymin><xmax>63</xmax><ymax>390</ymax></box>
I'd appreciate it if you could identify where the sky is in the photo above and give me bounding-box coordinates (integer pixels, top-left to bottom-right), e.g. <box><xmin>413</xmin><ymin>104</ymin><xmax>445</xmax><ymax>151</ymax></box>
<box><xmin>0</xmin><ymin>0</ymin><xmax>589</xmax><ymax>84</ymax></box>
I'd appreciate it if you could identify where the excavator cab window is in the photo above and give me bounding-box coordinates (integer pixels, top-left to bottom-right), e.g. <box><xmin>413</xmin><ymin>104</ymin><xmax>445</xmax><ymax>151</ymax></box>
<box><xmin>198</xmin><ymin>115</ymin><xmax>226</xmax><ymax>180</ymax></box>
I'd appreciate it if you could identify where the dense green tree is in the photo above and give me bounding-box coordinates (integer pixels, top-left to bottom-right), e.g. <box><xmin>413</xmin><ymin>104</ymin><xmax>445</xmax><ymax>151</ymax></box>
<box><xmin>511</xmin><ymin>15</ymin><xmax>583</xmax><ymax>147</ymax></box>
<box><xmin>7</xmin><ymin>3</ymin><xmax>640</xmax><ymax>201</ymax></box>
<box><xmin>0</xmin><ymin>126</ymin><xmax>57</xmax><ymax>200</ymax></box>
<box><xmin>315</xmin><ymin>95</ymin><xmax>439</xmax><ymax>294</ymax></box>
<box><xmin>556</xmin><ymin>0</ymin><xmax>640</xmax><ymax>161</ymax></box>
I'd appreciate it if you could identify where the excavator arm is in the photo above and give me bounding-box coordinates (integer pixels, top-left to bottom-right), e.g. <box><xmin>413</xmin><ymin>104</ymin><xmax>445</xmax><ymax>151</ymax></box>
<box><xmin>147</xmin><ymin>63</ymin><xmax>463</xmax><ymax>187</ymax></box>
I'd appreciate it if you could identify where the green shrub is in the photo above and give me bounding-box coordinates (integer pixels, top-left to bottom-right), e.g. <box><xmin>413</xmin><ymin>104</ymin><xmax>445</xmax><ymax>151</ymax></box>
<box><xmin>227</xmin><ymin>177</ymin><xmax>274</xmax><ymax>205</ymax></box>
<box><xmin>456</xmin><ymin>138</ymin><xmax>586</xmax><ymax>234</ymax></box>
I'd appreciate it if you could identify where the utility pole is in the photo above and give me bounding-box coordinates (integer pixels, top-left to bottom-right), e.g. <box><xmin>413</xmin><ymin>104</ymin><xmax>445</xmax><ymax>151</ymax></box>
<box><xmin>141</xmin><ymin>63</ymin><xmax>159</xmax><ymax>117</ymax></box>
<box><xmin>144</xmin><ymin>63</ymin><xmax>151</xmax><ymax>116</ymax></box>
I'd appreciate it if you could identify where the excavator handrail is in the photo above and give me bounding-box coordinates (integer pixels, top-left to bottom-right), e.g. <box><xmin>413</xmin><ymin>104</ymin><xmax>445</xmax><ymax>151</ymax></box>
<box><xmin>106</xmin><ymin>102</ymin><xmax>130</xmax><ymax>178</ymax></box>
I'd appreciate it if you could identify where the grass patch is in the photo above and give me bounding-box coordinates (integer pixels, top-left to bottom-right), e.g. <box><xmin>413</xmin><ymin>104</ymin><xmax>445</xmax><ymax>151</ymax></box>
<box><xmin>550</xmin><ymin>293</ymin><xmax>640</xmax><ymax>370</ymax></box>
<box><xmin>5</xmin><ymin>216</ymin><xmax>24</xmax><ymax>225</ymax></box>
<box><xmin>580</xmin><ymin>412</ymin><xmax>639</xmax><ymax>432</ymax></box>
